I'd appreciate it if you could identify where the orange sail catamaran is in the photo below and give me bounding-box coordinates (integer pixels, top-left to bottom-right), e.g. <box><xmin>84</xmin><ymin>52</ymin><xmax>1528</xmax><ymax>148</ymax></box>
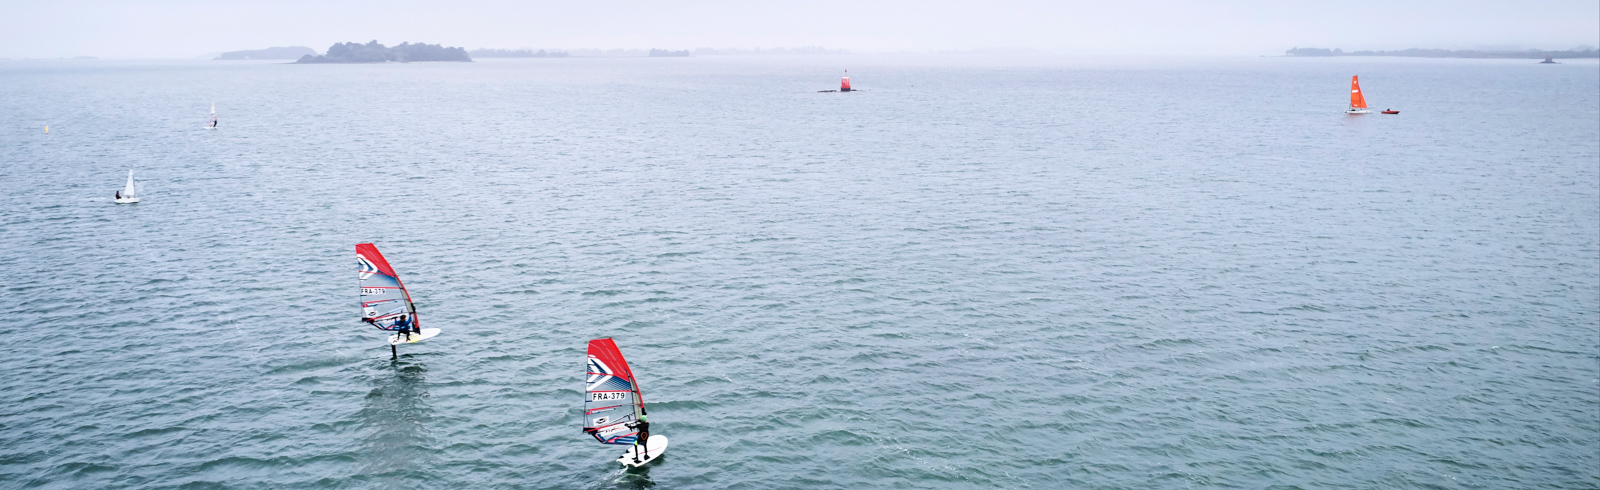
<box><xmin>1346</xmin><ymin>75</ymin><xmax>1371</xmax><ymax>114</ymax></box>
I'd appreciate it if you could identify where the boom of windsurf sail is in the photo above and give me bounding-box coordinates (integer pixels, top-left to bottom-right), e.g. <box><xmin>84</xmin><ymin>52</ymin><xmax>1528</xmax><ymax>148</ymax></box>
<box><xmin>584</xmin><ymin>338</ymin><xmax>646</xmax><ymax>445</ymax></box>
<box><xmin>357</xmin><ymin>243</ymin><xmax>418</xmax><ymax>332</ymax></box>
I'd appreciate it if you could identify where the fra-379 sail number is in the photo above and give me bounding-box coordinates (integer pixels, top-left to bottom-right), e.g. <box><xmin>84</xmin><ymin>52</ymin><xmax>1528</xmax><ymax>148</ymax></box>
<box><xmin>591</xmin><ymin>392</ymin><xmax>629</xmax><ymax>401</ymax></box>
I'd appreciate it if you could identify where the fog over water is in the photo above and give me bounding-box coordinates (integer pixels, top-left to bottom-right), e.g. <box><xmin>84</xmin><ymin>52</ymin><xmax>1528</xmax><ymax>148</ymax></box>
<box><xmin>1</xmin><ymin>0</ymin><xmax>1597</xmax><ymax>58</ymax></box>
<box><xmin>2</xmin><ymin>3</ymin><xmax>1599</xmax><ymax>490</ymax></box>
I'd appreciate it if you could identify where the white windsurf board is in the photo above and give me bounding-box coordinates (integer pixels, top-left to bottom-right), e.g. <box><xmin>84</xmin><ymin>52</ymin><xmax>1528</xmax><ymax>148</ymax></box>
<box><xmin>387</xmin><ymin>327</ymin><xmax>441</xmax><ymax>345</ymax></box>
<box><xmin>617</xmin><ymin>434</ymin><xmax>668</xmax><ymax>468</ymax></box>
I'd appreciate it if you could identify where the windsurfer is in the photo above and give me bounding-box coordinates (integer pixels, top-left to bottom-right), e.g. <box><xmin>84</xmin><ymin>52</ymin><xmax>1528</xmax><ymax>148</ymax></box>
<box><xmin>627</xmin><ymin>415</ymin><xmax>651</xmax><ymax>462</ymax></box>
<box><xmin>394</xmin><ymin>314</ymin><xmax>413</xmax><ymax>340</ymax></box>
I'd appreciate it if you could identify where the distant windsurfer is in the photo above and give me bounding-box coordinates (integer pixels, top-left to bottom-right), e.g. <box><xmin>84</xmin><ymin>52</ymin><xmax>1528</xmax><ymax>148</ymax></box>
<box><xmin>627</xmin><ymin>415</ymin><xmax>651</xmax><ymax>463</ymax></box>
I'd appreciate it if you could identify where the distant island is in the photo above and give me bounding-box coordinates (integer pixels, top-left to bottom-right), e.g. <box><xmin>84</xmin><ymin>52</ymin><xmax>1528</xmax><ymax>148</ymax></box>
<box><xmin>470</xmin><ymin>48</ymin><xmax>568</xmax><ymax>58</ymax></box>
<box><xmin>648</xmin><ymin>49</ymin><xmax>690</xmax><ymax>57</ymax></box>
<box><xmin>1285</xmin><ymin>47</ymin><xmax>1599</xmax><ymax>59</ymax></box>
<box><xmin>296</xmin><ymin>41</ymin><xmax>470</xmax><ymax>63</ymax></box>
<box><xmin>216</xmin><ymin>46</ymin><xmax>316</xmax><ymax>60</ymax></box>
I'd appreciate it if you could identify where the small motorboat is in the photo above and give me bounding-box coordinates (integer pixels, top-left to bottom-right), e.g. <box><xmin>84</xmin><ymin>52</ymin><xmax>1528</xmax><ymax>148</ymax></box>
<box><xmin>1381</xmin><ymin>109</ymin><xmax>1399</xmax><ymax>114</ymax></box>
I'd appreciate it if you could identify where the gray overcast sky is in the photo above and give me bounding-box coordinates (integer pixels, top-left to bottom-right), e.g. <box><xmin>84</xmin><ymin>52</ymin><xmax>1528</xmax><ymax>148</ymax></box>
<box><xmin>2</xmin><ymin>0</ymin><xmax>1596</xmax><ymax>59</ymax></box>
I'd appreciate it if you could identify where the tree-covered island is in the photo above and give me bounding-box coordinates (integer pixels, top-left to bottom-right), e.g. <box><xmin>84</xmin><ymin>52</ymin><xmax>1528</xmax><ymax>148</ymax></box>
<box><xmin>296</xmin><ymin>41</ymin><xmax>470</xmax><ymax>63</ymax></box>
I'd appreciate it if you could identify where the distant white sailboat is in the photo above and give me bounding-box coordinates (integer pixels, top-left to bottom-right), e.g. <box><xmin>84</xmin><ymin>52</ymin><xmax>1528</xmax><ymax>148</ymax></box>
<box><xmin>209</xmin><ymin>102</ymin><xmax>218</xmax><ymax>129</ymax></box>
<box><xmin>114</xmin><ymin>169</ymin><xmax>140</xmax><ymax>203</ymax></box>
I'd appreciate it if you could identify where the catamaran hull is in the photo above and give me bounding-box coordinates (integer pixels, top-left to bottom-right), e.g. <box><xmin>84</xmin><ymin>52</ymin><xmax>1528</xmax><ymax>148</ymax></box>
<box><xmin>114</xmin><ymin>197</ymin><xmax>140</xmax><ymax>204</ymax></box>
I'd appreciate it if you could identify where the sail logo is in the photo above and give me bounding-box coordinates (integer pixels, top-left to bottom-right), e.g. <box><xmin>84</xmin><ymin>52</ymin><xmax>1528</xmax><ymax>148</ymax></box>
<box><xmin>357</xmin><ymin>254</ymin><xmax>379</xmax><ymax>280</ymax></box>
<box><xmin>593</xmin><ymin>416</ymin><xmax>609</xmax><ymax>426</ymax></box>
<box><xmin>597</xmin><ymin>423</ymin><xmax>629</xmax><ymax>439</ymax></box>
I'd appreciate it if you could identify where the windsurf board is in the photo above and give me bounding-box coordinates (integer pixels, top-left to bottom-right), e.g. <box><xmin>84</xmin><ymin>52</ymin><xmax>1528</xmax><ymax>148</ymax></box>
<box><xmin>387</xmin><ymin>327</ymin><xmax>441</xmax><ymax>345</ymax></box>
<box><xmin>616</xmin><ymin>435</ymin><xmax>668</xmax><ymax>468</ymax></box>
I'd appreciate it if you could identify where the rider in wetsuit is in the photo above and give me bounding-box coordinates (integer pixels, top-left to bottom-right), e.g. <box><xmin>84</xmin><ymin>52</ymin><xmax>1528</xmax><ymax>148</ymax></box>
<box><xmin>394</xmin><ymin>314</ymin><xmax>413</xmax><ymax>340</ymax></box>
<box><xmin>626</xmin><ymin>414</ymin><xmax>651</xmax><ymax>463</ymax></box>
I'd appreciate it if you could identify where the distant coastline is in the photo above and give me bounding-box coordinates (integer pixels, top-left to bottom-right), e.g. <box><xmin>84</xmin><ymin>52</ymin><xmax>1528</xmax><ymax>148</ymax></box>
<box><xmin>460</xmin><ymin>46</ymin><xmax>846</xmax><ymax>58</ymax></box>
<box><xmin>216</xmin><ymin>46</ymin><xmax>316</xmax><ymax>60</ymax></box>
<box><xmin>296</xmin><ymin>41</ymin><xmax>470</xmax><ymax>63</ymax></box>
<box><xmin>1285</xmin><ymin>47</ymin><xmax>1599</xmax><ymax>59</ymax></box>
<box><xmin>470</xmin><ymin>48</ymin><xmax>568</xmax><ymax>58</ymax></box>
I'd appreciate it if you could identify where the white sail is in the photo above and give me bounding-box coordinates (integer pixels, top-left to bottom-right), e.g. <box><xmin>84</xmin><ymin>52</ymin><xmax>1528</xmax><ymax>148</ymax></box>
<box><xmin>122</xmin><ymin>170</ymin><xmax>137</xmax><ymax>198</ymax></box>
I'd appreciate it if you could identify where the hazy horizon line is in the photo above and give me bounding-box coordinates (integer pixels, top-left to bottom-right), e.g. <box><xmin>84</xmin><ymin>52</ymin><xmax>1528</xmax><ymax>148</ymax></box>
<box><xmin>7</xmin><ymin>43</ymin><xmax>1598</xmax><ymax>61</ymax></box>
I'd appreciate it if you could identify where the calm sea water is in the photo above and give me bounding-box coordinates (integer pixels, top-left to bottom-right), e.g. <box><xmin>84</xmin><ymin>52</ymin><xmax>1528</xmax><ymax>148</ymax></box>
<box><xmin>1</xmin><ymin>55</ymin><xmax>1596</xmax><ymax>489</ymax></box>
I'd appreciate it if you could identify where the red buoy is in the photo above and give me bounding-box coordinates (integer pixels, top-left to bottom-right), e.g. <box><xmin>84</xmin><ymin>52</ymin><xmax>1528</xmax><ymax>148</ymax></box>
<box><xmin>841</xmin><ymin>70</ymin><xmax>851</xmax><ymax>92</ymax></box>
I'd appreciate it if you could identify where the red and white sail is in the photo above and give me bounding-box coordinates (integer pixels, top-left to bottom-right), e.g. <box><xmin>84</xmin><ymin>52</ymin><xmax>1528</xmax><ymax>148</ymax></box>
<box><xmin>584</xmin><ymin>338</ymin><xmax>646</xmax><ymax>445</ymax></box>
<box><xmin>356</xmin><ymin>243</ymin><xmax>417</xmax><ymax>331</ymax></box>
